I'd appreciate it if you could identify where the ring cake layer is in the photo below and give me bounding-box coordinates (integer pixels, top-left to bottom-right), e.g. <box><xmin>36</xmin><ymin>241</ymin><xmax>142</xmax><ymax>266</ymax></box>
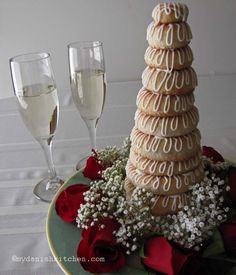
<box><xmin>124</xmin><ymin>179</ymin><xmax>190</xmax><ymax>216</ymax></box>
<box><xmin>135</xmin><ymin>107</ymin><xmax>199</xmax><ymax>137</ymax></box>
<box><xmin>130</xmin><ymin>127</ymin><xmax>201</xmax><ymax>161</ymax></box>
<box><xmin>152</xmin><ymin>3</ymin><xmax>189</xmax><ymax>24</ymax></box>
<box><xmin>147</xmin><ymin>22</ymin><xmax>192</xmax><ymax>49</ymax></box>
<box><xmin>142</xmin><ymin>66</ymin><xmax>197</xmax><ymax>95</ymax></box>
<box><xmin>144</xmin><ymin>46</ymin><xmax>193</xmax><ymax>71</ymax></box>
<box><xmin>126</xmin><ymin>160</ymin><xmax>204</xmax><ymax>195</ymax></box>
<box><xmin>129</xmin><ymin>149</ymin><xmax>202</xmax><ymax>176</ymax></box>
<box><xmin>136</xmin><ymin>88</ymin><xmax>195</xmax><ymax>117</ymax></box>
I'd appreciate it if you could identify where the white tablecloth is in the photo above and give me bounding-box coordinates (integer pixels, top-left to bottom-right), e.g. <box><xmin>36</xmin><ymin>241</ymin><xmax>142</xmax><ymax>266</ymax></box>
<box><xmin>0</xmin><ymin>178</ymin><xmax>64</xmax><ymax>275</ymax></box>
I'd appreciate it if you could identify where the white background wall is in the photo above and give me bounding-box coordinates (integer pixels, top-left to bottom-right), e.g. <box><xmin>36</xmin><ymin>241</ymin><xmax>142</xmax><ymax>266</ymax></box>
<box><xmin>0</xmin><ymin>0</ymin><xmax>236</xmax><ymax>98</ymax></box>
<box><xmin>0</xmin><ymin>0</ymin><xmax>236</xmax><ymax>179</ymax></box>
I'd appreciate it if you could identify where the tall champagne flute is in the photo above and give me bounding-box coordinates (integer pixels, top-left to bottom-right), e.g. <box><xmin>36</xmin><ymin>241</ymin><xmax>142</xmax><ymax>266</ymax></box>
<box><xmin>68</xmin><ymin>41</ymin><xmax>106</xmax><ymax>170</ymax></box>
<box><xmin>10</xmin><ymin>52</ymin><xmax>64</xmax><ymax>202</ymax></box>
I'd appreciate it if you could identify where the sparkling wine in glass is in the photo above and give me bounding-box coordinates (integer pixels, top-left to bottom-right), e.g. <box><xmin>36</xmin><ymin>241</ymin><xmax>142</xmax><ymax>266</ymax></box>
<box><xmin>10</xmin><ymin>52</ymin><xmax>64</xmax><ymax>202</ymax></box>
<box><xmin>68</xmin><ymin>41</ymin><xmax>106</xmax><ymax>170</ymax></box>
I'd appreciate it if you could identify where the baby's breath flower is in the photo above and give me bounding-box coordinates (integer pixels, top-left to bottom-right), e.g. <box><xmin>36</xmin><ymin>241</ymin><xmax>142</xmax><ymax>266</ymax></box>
<box><xmin>77</xmin><ymin>139</ymin><xmax>231</xmax><ymax>253</ymax></box>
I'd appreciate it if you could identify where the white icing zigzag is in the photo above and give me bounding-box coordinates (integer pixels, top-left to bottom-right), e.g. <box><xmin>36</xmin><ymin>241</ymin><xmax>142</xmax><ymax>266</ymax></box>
<box><xmin>135</xmin><ymin>107</ymin><xmax>199</xmax><ymax>137</ymax></box>
<box><xmin>130</xmin><ymin>149</ymin><xmax>201</xmax><ymax>176</ymax></box>
<box><xmin>131</xmin><ymin>127</ymin><xmax>201</xmax><ymax>155</ymax></box>
<box><xmin>126</xmin><ymin>160</ymin><xmax>204</xmax><ymax>195</ymax></box>
<box><xmin>142</xmin><ymin>66</ymin><xmax>197</xmax><ymax>94</ymax></box>
<box><xmin>147</xmin><ymin>21</ymin><xmax>192</xmax><ymax>48</ymax></box>
<box><xmin>145</xmin><ymin>46</ymin><xmax>193</xmax><ymax>72</ymax></box>
<box><xmin>151</xmin><ymin>193</ymin><xmax>189</xmax><ymax>212</ymax></box>
<box><xmin>136</xmin><ymin>88</ymin><xmax>195</xmax><ymax>115</ymax></box>
<box><xmin>152</xmin><ymin>2</ymin><xmax>188</xmax><ymax>23</ymax></box>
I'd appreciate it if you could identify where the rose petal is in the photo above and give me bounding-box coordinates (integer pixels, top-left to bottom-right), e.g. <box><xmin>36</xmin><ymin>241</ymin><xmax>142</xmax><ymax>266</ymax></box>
<box><xmin>77</xmin><ymin>239</ymin><xmax>89</xmax><ymax>259</ymax></box>
<box><xmin>143</xmin><ymin>237</ymin><xmax>195</xmax><ymax>275</ymax></box>
<box><xmin>83</xmin><ymin>155</ymin><xmax>104</xmax><ymax>180</ymax></box>
<box><xmin>65</xmin><ymin>184</ymin><xmax>89</xmax><ymax>196</ymax></box>
<box><xmin>81</xmin><ymin>226</ymin><xmax>92</xmax><ymax>241</ymax></box>
<box><xmin>55</xmin><ymin>192</ymin><xmax>75</xmax><ymax>222</ymax></box>
<box><xmin>77</xmin><ymin>239</ymin><xmax>99</xmax><ymax>274</ymax></box>
<box><xmin>143</xmin><ymin>237</ymin><xmax>174</xmax><ymax>275</ymax></box>
<box><xmin>78</xmin><ymin>218</ymin><xmax>126</xmax><ymax>274</ymax></box>
<box><xmin>172</xmin><ymin>245</ymin><xmax>192</xmax><ymax>274</ymax></box>
<box><xmin>55</xmin><ymin>184</ymin><xmax>89</xmax><ymax>222</ymax></box>
<box><xmin>91</xmin><ymin>219</ymin><xmax>120</xmax><ymax>246</ymax></box>
<box><xmin>202</xmin><ymin>146</ymin><xmax>224</xmax><ymax>163</ymax></box>
<box><xmin>94</xmin><ymin>240</ymin><xmax>119</xmax><ymax>262</ymax></box>
<box><xmin>89</xmin><ymin>242</ymin><xmax>125</xmax><ymax>273</ymax></box>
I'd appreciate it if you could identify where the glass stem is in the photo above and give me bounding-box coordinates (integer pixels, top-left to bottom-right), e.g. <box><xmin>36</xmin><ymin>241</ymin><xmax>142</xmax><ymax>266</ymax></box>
<box><xmin>84</xmin><ymin>119</ymin><xmax>97</xmax><ymax>149</ymax></box>
<box><xmin>39</xmin><ymin>138</ymin><xmax>57</xmax><ymax>180</ymax></box>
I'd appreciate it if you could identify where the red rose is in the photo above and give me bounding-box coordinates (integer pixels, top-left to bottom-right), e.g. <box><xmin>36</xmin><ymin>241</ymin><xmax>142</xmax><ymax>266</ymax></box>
<box><xmin>142</xmin><ymin>236</ymin><xmax>194</xmax><ymax>275</ymax></box>
<box><xmin>219</xmin><ymin>216</ymin><xmax>236</xmax><ymax>257</ymax></box>
<box><xmin>202</xmin><ymin>146</ymin><xmax>224</xmax><ymax>163</ymax></box>
<box><xmin>227</xmin><ymin>167</ymin><xmax>236</xmax><ymax>203</ymax></box>
<box><xmin>77</xmin><ymin>218</ymin><xmax>126</xmax><ymax>274</ymax></box>
<box><xmin>55</xmin><ymin>184</ymin><xmax>89</xmax><ymax>222</ymax></box>
<box><xmin>83</xmin><ymin>150</ymin><xmax>104</xmax><ymax>181</ymax></box>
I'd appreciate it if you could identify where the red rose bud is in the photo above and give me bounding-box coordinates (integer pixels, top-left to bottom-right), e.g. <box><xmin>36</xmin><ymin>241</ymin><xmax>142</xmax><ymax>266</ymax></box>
<box><xmin>55</xmin><ymin>184</ymin><xmax>89</xmax><ymax>222</ymax></box>
<box><xmin>228</xmin><ymin>167</ymin><xmax>236</xmax><ymax>203</ymax></box>
<box><xmin>83</xmin><ymin>152</ymin><xmax>104</xmax><ymax>181</ymax></box>
<box><xmin>143</xmin><ymin>236</ymin><xmax>194</xmax><ymax>275</ymax></box>
<box><xmin>219</xmin><ymin>216</ymin><xmax>236</xmax><ymax>257</ymax></box>
<box><xmin>202</xmin><ymin>146</ymin><xmax>224</xmax><ymax>163</ymax></box>
<box><xmin>77</xmin><ymin>218</ymin><xmax>126</xmax><ymax>274</ymax></box>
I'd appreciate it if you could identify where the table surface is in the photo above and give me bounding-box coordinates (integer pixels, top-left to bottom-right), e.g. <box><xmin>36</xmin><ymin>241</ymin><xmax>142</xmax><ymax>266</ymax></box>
<box><xmin>0</xmin><ymin>78</ymin><xmax>235</xmax><ymax>275</ymax></box>
<box><xmin>0</xmin><ymin>180</ymin><xmax>63</xmax><ymax>275</ymax></box>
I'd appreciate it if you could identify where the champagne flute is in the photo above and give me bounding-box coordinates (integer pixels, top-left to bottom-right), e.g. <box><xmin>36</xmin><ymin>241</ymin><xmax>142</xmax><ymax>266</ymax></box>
<box><xmin>10</xmin><ymin>52</ymin><xmax>64</xmax><ymax>202</ymax></box>
<box><xmin>68</xmin><ymin>41</ymin><xmax>106</xmax><ymax>170</ymax></box>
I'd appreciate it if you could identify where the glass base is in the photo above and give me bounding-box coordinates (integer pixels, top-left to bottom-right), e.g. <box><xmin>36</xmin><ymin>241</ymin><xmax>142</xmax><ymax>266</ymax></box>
<box><xmin>33</xmin><ymin>177</ymin><xmax>64</xmax><ymax>202</ymax></box>
<box><xmin>76</xmin><ymin>156</ymin><xmax>89</xmax><ymax>171</ymax></box>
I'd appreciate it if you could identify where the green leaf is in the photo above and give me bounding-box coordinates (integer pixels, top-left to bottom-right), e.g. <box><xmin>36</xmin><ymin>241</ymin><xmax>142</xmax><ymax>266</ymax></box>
<box><xmin>138</xmin><ymin>233</ymin><xmax>163</xmax><ymax>258</ymax></box>
<box><xmin>202</xmin><ymin>229</ymin><xmax>225</xmax><ymax>257</ymax></box>
<box><xmin>139</xmin><ymin>243</ymin><xmax>145</xmax><ymax>258</ymax></box>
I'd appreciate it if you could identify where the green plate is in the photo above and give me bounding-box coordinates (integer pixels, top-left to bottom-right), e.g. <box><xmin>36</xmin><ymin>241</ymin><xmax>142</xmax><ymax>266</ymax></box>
<box><xmin>46</xmin><ymin>171</ymin><xmax>150</xmax><ymax>275</ymax></box>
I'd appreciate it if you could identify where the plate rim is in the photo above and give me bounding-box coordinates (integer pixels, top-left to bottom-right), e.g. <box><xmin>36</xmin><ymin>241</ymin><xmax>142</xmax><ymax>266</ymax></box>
<box><xmin>46</xmin><ymin>170</ymin><xmax>81</xmax><ymax>275</ymax></box>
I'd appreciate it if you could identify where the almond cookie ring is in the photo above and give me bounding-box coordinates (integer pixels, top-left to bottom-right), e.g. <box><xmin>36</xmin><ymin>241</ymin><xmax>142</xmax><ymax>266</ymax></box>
<box><xmin>152</xmin><ymin>2</ymin><xmax>189</xmax><ymax>24</ymax></box>
<box><xmin>124</xmin><ymin>178</ymin><xmax>190</xmax><ymax>216</ymax></box>
<box><xmin>144</xmin><ymin>46</ymin><xmax>193</xmax><ymax>71</ymax></box>
<box><xmin>136</xmin><ymin>88</ymin><xmax>195</xmax><ymax>117</ymax></box>
<box><xmin>142</xmin><ymin>66</ymin><xmax>197</xmax><ymax>95</ymax></box>
<box><xmin>135</xmin><ymin>107</ymin><xmax>199</xmax><ymax>137</ymax></box>
<box><xmin>129</xmin><ymin>149</ymin><xmax>202</xmax><ymax>176</ymax></box>
<box><xmin>147</xmin><ymin>21</ymin><xmax>192</xmax><ymax>49</ymax></box>
<box><xmin>150</xmin><ymin>192</ymin><xmax>190</xmax><ymax>216</ymax></box>
<box><xmin>126</xmin><ymin>160</ymin><xmax>204</xmax><ymax>195</ymax></box>
<box><xmin>130</xmin><ymin>127</ymin><xmax>201</xmax><ymax>161</ymax></box>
